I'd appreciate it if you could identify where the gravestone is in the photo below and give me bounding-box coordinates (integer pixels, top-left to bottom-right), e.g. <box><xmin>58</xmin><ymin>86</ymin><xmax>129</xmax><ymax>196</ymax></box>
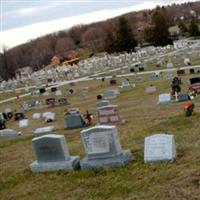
<box><xmin>64</xmin><ymin>112</ymin><xmax>87</xmax><ymax>129</ymax></box>
<box><xmin>104</xmin><ymin>90</ymin><xmax>119</xmax><ymax>100</ymax></box>
<box><xmin>19</xmin><ymin>119</ymin><xmax>29</xmax><ymax>128</ymax></box>
<box><xmin>58</xmin><ymin>98</ymin><xmax>69</xmax><ymax>106</ymax></box>
<box><xmin>44</xmin><ymin>112</ymin><xmax>55</xmax><ymax>122</ymax></box>
<box><xmin>97</xmin><ymin>105</ymin><xmax>122</xmax><ymax>125</ymax></box>
<box><xmin>144</xmin><ymin>133</ymin><xmax>176</xmax><ymax>163</ymax></box>
<box><xmin>43</xmin><ymin>92</ymin><xmax>50</xmax><ymax>96</ymax></box>
<box><xmin>167</xmin><ymin>62</ymin><xmax>174</xmax><ymax>68</ymax></box>
<box><xmin>80</xmin><ymin>125</ymin><xmax>133</xmax><ymax>170</ymax></box>
<box><xmin>51</xmin><ymin>87</ymin><xmax>57</xmax><ymax>92</ymax></box>
<box><xmin>97</xmin><ymin>100</ymin><xmax>110</xmax><ymax>108</ymax></box>
<box><xmin>32</xmin><ymin>113</ymin><xmax>41</xmax><ymax>120</ymax></box>
<box><xmin>164</xmin><ymin>73</ymin><xmax>174</xmax><ymax>81</ymax></box>
<box><xmin>178</xmin><ymin>94</ymin><xmax>190</xmax><ymax>102</ymax></box>
<box><xmin>189</xmin><ymin>77</ymin><xmax>200</xmax><ymax>85</ymax></box>
<box><xmin>0</xmin><ymin>129</ymin><xmax>18</xmax><ymax>137</ymax></box>
<box><xmin>55</xmin><ymin>90</ymin><xmax>62</xmax><ymax>96</ymax></box>
<box><xmin>80</xmin><ymin>87</ymin><xmax>89</xmax><ymax>99</ymax></box>
<box><xmin>145</xmin><ymin>85</ymin><xmax>156</xmax><ymax>94</ymax></box>
<box><xmin>158</xmin><ymin>93</ymin><xmax>171</xmax><ymax>105</ymax></box>
<box><xmin>34</xmin><ymin>126</ymin><xmax>55</xmax><ymax>136</ymax></box>
<box><xmin>30</xmin><ymin>134</ymin><xmax>80</xmax><ymax>172</ymax></box>
<box><xmin>46</xmin><ymin>98</ymin><xmax>56</xmax><ymax>107</ymax></box>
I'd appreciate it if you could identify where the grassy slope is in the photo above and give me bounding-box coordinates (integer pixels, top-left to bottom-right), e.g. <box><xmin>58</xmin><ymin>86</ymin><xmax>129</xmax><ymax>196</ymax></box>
<box><xmin>0</xmin><ymin>72</ymin><xmax>200</xmax><ymax>200</ymax></box>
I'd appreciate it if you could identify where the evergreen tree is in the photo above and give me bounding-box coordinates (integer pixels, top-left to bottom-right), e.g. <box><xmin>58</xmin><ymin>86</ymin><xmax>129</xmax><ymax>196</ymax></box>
<box><xmin>115</xmin><ymin>17</ymin><xmax>137</xmax><ymax>52</ymax></box>
<box><xmin>178</xmin><ymin>20</ymin><xmax>188</xmax><ymax>35</ymax></box>
<box><xmin>105</xmin><ymin>30</ymin><xmax>116</xmax><ymax>53</ymax></box>
<box><xmin>189</xmin><ymin>19</ymin><xmax>200</xmax><ymax>37</ymax></box>
<box><xmin>144</xmin><ymin>8</ymin><xmax>171</xmax><ymax>46</ymax></box>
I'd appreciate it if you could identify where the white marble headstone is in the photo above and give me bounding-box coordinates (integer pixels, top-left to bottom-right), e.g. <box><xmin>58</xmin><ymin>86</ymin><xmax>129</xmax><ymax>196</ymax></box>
<box><xmin>19</xmin><ymin>119</ymin><xmax>29</xmax><ymax>128</ymax></box>
<box><xmin>144</xmin><ymin>134</ymin><xmax>176</xmax><ymax>163</ymax></box>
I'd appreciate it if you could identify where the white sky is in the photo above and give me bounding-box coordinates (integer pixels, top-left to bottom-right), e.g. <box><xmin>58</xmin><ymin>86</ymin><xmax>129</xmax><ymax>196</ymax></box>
<box><xmin>0</xmin><ymin>0</ymin><xmax>198</xmax><ymax>52</ymax></box>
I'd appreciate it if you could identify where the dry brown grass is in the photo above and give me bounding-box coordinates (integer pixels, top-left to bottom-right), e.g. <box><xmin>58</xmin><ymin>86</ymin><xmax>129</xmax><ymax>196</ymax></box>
<box><xmin>0</xmin><ymin>72</ymin><xmax>200</xmax><ymax>200</ymax></box>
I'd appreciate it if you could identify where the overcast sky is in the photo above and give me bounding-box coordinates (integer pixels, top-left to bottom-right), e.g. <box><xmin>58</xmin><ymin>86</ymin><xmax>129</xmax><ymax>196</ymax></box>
<box><xmin>0</xmin><ymin>0</ymin><xmax>198</xmax><ymax>51</ymax></box>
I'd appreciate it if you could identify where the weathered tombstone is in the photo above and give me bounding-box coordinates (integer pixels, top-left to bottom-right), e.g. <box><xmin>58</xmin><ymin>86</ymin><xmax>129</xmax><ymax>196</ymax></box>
<box><xmin>19</xmin><ymin>119</ymin><xmax>29</xmax><ymax>128</ymax></box>
<box><xmin>80</xmin><ymin>87</ymin><xmax>89</xmax><ymax>99</ymax></box>
<box><xmin>30</xmin><ymin>134</ymin><xmax>80</xmax><ymax>172</ymax></box>
<box><xmin>145</xmin><ymin>85</ymin><xmax>156</xmax><ymax>94</ymax></box>
<box><xmin>64</xmin><ymin>112</ymin><xmax>87</xmax><ymax>129</ymax></box>
<box><xmin>104</xmin><ymin>90</ymin><xmax>119</xmax><ymax>100</ymax></box>
<box><xmin>80</xmin><ymin>125</ymin><xmax>133</xmax><ymax>170</ymax></box>
<box><xmin>164</xmin><ymin>73</ymin><xmax>174</xmax><ymax>81</ymax></box>
<box><xmin>178</xmin><ymin>94</ymin><xmax>190</xmax><ymax>102</ymax></box>
<box><xmin>32</xmin><ymin>113</ymin><xmax>41</xmax><ymax>120</ymax></box>
<box><xmin>144</xmin><ymin>133</ymin><xmax>176</xmax><ymax>163</ymax></box>
<box><xmin>97</xmin><ymin>100</ymin><xmax>110</xmax><ymax>108</ymax></box>
<box><xmin>0</xmin><ymin>129</ymin><xmax>18</xmax><ymax>138</ymax></box>
<box><xmin>158</xmin><ymin>93</ymin><xmax>171</xmax><ymax>105</ymax></box>
<box><xmin>97</xmin><ymin>105</ymin><xmax>122</xmax><ymax>125</ymax></box>
<box><xmin>34</xmin><ymin>126</ymin><xmax>55</xmax><ymax>136</ymax></box>
<box><xmin>44</xmin><ymin>112</ymin><xmax>55</xmax><ymax>122</ymax></box>
<box><xmin>166</xmin><ymin>62</ymin><xmax>174</xmax><ymax>68</ymax></box>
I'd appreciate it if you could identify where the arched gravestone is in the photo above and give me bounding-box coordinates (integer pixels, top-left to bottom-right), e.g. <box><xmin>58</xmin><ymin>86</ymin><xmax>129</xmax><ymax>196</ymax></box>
<box><xmin>80</xmin><ymin>125</ymin><xmax>133</xmax><ymax>170</ymax></box>
<box><xmin>144</xmin><ymin>134</ymin><xmax>176</xmax><ymax>163</ymax></box>
<box><xmin>30</xmin><ymin>134</ymin><xmax>80</xmax><ymax>172</ymax></box>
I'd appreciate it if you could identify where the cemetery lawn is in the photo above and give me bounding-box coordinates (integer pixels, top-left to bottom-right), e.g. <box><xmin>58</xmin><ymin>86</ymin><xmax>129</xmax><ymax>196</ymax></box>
<box><xmin>0</xmin><ymin>72</ymin><xmax>200</xmax><ymax>200</ymax></box>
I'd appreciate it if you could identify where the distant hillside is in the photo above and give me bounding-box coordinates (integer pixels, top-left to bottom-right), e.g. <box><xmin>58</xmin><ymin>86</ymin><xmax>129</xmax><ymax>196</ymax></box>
<box><xmin>0</xmin><ymin>1</ymin><xmax>200</xmax><ymax>80</ymax></box>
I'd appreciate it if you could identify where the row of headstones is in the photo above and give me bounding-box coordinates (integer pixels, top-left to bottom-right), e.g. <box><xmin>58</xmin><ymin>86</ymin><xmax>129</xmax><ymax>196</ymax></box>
<box><xmin>30</xmin><ymin>125</ymin><xmax>176</xmax><ymax>172</ymax></box>
<box><xmin>18</xmin><ymin>112</ymin><xmax>56</xmax><ymax>128</ymax></box>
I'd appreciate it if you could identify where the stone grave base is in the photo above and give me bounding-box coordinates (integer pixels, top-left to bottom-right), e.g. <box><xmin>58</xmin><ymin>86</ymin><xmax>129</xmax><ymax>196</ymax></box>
<box><xmin>145</xmin><ymin>157</ymin><xmax>176</xmax><ymax>164</ymax></box>
<box><xmin>30</xmin><ymin>156</ymin><xmax>80</xmax><ymax>172</ymax></box>
<box><xmin>34</xmin><ymin>126</ymin><xmax>55</xmax><ymax>136</ymax></box>
<box><xmin>80</xmin><ymin>150</ymin><xmax>133</xmax><ymax>170</ymax></box>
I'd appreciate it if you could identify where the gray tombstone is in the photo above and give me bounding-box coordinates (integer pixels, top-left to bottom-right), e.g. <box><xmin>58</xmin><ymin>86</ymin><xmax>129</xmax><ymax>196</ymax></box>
<box><xmin>80</xmin><ymin>125</ymin><xmax>133</xmax><ymax>170</ymax></box>
<box><xmin>0</xmin><ymin>129</ymin><xmax>18</xmax><ymax>138</ymax></box>
<box><xmin>34</xmin><ymin>126</ymin><xmax>55</xmax><ymax>136</ymax></box>
<box><xmin>64</xmin><ymin>112</ymin><xmax>87</xmax><ymax>129</ymax></box>
<box><xmin>104</xmin><ymin>90</ymin><xmax>118</xmax><ymax>100</ymax></box>
<box><xmin>178</xmin><ymin>94</ymin><xmax>190</xmax><ymax>102</ymax></box>
<box><xmin>144</xmin><ymin>133</ymin><xmax>176</xmax><ymax>163</ymax></box>
<box><xmin>30</xmin><ymin>134</ymin><xmax>80</xmax><ymax>172</ymax></box>
<box><xmin>97</xmin><ymin>100</ymin><xmax>110</xmax><ymax>108</ymax></box>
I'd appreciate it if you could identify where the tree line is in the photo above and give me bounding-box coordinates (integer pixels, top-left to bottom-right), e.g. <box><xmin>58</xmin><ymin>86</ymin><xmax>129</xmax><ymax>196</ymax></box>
<box><xmin>0</xmin><ymin>1</ymin><xmax>200</xmax><ymax>80</ymax></box>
